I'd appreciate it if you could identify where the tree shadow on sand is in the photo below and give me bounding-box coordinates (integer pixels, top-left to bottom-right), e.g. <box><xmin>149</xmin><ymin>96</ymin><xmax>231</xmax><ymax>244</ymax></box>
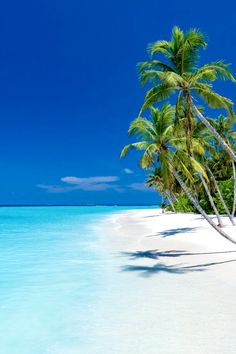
<box><xmin>121</xmin><ymin>249</ymin><xmax>236</xmax><ymax>277</ymax></box>
<box><xmin>144</xmin><ymin>214</ymin><xmax>162</xmax><ymax>218</ymax></box>
<box><xmin>122</xmin><ymin>259</ymin><xmax>236</xmax><ymax>277</ymax></box>
<box><xmin>122</xmin><ymin>249</ymin><xmax>236</xmax><ymax>260</ymax></box>
<box><xmin>146</xmin><ymin>226</ymin><xmax>199</xmax><ymax>238</ymax></box>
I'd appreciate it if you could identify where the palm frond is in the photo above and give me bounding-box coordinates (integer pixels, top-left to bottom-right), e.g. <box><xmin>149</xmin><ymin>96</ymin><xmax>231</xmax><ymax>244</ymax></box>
<box><xmin>139</xmin><ymin>144</ymin><xmax>157</xmax><ymax>168</ymax></box>
<box><xmin>120</xmin><ymin>141</ymin><xmax>150</xmax><ymax>158</ymax></box>
<box><xmin>192</xmin><ymin>61</ymin><xmax>236</xmax><ymax>83</ymax></box>
<box><xmin>148</xmin><ymin>40</ymin><xmax>172</xmax><ymax>58</ymax></box>
<box><xmin>128</xmin><ymin>117</ymin><xmax>156</xmax><ymax>140</ymax></box>
<box><xmin>137</xmin><ymin>60</ymin><xmax>175</xmax><ymax>73</ymax></box>
<box><xmin>139</xmin><ymin>69</ymin><xmax>185</xmax><ymax>87</ymax></box>
<box><xmin>193</xmin><ymin>84</ymin><xmax>234</xmax><ymax>114</ymax></box>
<box><xmin>139</xmin><ymin>84</ymin><xmax>175</xmax><ymax>114</ymax></box>
<box><xmin>189</xmin><ymin>157</ymin><xmax>208</xmax><ymax>180</ymax></box>
<box><xmin>179</xmin><ymin>28</ymin><xmax>206</xmax><ymax>72</ymax></box>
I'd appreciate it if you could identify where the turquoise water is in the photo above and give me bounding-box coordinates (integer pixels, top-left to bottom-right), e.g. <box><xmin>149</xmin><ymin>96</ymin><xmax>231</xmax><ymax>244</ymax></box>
<box><xmin>0</xmin><ymin>206</ymin><xmax>156</xmax><ymax>354</ymax></box>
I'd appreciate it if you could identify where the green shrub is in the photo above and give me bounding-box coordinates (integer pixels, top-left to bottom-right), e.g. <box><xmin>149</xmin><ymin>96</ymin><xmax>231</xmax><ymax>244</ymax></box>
<box><xmin>166</xmin><ymin>178</ymin><xmax>234</xmax><ymax>214</ymax></box>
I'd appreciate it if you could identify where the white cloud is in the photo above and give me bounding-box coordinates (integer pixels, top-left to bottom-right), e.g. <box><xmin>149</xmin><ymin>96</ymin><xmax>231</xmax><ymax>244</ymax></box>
<box><xmin>38</xmin><ymin>175</ymin><xmax>156</xmax><ymax>195</ymax></box>
<box><xmin>61</xmin><ymin>176</ymin><xmax>118</xmax><ymax>184</ymax></box>
<box><xmin>123</xmin><ymin>168</ymin><xmax>134</xmax><ymax>174</ymax></box>
<box><xmin>38</xmin><ymin>175</ymin><xmax>120</xmax><ymax>193</ymax></box>
<box><xmin>128</xmin><ymin>182</ymin><xmax>155</xmax><ymax>192</ymax></box>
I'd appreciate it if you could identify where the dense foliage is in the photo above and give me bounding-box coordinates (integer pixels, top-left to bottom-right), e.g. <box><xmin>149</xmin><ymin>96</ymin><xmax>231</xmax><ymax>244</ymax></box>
<box><xmin>167</xmin><ymin>147</ymin><xmax>235</xmax><ymax>214</ymax></box>
<box><xmin>168</xmin><ymin>178</ymin><xmax>234</xmax><ymax>214</ymax></box>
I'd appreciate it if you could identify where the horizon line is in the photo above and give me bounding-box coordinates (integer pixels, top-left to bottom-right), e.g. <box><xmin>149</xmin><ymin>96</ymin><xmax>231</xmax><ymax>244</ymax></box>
<box><xmin>0</xmin><ymin>204</ymin><xmax>160</xmax><ymax>207</ymax></box>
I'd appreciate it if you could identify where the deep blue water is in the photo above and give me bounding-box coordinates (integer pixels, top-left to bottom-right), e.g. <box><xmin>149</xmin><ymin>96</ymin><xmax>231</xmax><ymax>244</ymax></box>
<box><xmin>0</xmin><ymin>206</ymin><xmax>157</xmax><ymax>354</ymax></box>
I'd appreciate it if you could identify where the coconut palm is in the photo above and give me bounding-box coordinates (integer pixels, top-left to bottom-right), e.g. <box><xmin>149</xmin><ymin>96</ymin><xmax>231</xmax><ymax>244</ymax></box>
<box><xmin>172</xmin><ymin>113</ymin><xmax>225</xmax><ymax>227</ymax></box>
<box><xmin>138</xmin><ymin>26</ymin><xmax>236</xmax><ymax>162</ymax></box>
<box><xmin>187</xmin><ymin>119</ymin><xmax>235</xmax><ymax>226</ymax></box>
<box><xmin>121</xmin><ymin>104</ymin><xmax>176</xmax><ymax>190</ymax></box>
<box><xmin>146</xmin><ymin>168</ymin><xmax>176</xmax><ymax>212</ymax></box>
<box><xmin>198</xmin><ymin>172</ymin><xmax>224</xmax><ymax>227</ymax></box>
<box><xmin>121</xmin><ymin>104</ymin><xmax>235</xmax><ymax>243</ymax></box>
<box><xmin>233</xmin><ymin>163</ymin><xmax>236</xmax><ymax>216</ymax></box>
<box><xmin>208</xmin><ymin>115</ymin><xmax>236</xmax><ymax>216</ymax></box>
<box><xmin>205</xmin><ymin>164</ymin><xmax>235</xmax><ymax>225</ymax></box>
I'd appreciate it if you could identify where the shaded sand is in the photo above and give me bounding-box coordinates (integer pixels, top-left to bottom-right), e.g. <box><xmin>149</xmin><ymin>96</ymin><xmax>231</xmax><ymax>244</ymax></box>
<box><xmin>88</xmin><ymin>209</ymin><xmax>236</xmax><ymax>354</ymax></box>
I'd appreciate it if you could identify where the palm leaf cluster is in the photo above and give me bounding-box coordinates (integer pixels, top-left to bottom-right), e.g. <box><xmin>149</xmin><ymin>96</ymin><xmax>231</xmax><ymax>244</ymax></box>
<box><xmin>121</xmin><ymin>26</ymin><xmax>236</xmax><ymax>243</ymax></box>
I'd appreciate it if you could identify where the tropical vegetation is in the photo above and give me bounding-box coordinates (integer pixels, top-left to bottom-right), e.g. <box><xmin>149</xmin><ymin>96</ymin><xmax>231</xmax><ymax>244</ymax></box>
<box><xmin>121</xmin><ymin>27</ymin><xmax>236</xmax><ymax>243</ymax></box>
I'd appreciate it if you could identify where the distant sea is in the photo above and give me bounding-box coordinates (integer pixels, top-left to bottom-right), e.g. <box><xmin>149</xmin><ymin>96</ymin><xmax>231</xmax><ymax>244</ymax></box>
<box><xmin>0</xmin><ymin>205</ymin><xmax>158</xmax><ymax>354</ymax></box>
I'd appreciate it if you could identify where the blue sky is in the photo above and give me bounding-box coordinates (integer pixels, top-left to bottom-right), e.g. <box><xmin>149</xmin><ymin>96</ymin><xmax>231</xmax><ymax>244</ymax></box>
<box><xmin>0</xmin><ymin>0</ymin><xmax>236</xmax><ymax>205</ymax></box>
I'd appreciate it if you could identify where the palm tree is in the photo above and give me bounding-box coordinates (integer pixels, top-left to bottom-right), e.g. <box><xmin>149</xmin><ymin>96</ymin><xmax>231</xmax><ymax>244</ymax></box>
<box><xmin>121</xmin><ymin>104</ymin><xmax>236</xmax><ymax>243</ymax></box>
<box><xmin>138</xmin><ymin>26</ymin><xmax>236</xmax><ymax>162</ymax></box>
<box><xmin>188</xmin><ymin>119</ymin><xmax>234</xmax><ymax>226</ymax></box>
<box><xmin>198</xmin><ymin>171</ymin><xmax>224</xmax><ymax>227</ymax></box>
<box><xmin>208</xmin><ymin>115</ymin><xmax>236</xmax><ymax>216</ymax></box>
<box><xmin>205</xmin><ymin>164</ymin><xmax>235</xmax><ymax>225</ymax></box>
<box><xmin>233</xmin><ymin>162</ymin><xmax>236</xmax><ymax>216</ymax></box>
<box><xmin>170</xmin><ymin>166</ymin><xmax>235</xmax><ymax>244</ymax></box>
<box><xmin>121</xmin><ymin>104</ymin><xmax>176</xmax><ymax>189</ymax></box>
<box><xmin>146</xmin><ymin>169</ymin><xmax>176</xmax><ymax>212</ymax></box>
<box><xmin>173</xmin><ymin>114</ymin><xmax>225</xmax><ymax>227</ymax></box>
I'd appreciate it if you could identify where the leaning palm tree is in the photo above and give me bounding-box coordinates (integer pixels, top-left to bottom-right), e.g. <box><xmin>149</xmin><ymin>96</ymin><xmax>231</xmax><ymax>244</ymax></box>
<box><xmin>188</xmin><ymin>119</ymin><xmax>235</xmax><ymax>226</ymax></box>
<box><xmin>174</xmin><ymin>116</ymin><xmax>225</xmax><ymax>227</ymax></box>
<box><xmin>208</xmin><ymin>115</ymin><xmax>236</xmax><ymax>216</ymax></box>
<box><xmin>205</xmin><ymin>164</ymin><xmax>235</xmax><ymax>225</ymax></box>
<box><xmin>138</xmin><ymin>26</ymin><xmax>236</xmax><ymax>162</ymax></box>
<box><xmin>233</xmin><ymin>163</ymin><xmax>236</xmax><ymax>216</ymax></box>
<box><xmin>121</xmin><ymin>104</ymin><xmax>236</xmax><ymax>243</ymax></box>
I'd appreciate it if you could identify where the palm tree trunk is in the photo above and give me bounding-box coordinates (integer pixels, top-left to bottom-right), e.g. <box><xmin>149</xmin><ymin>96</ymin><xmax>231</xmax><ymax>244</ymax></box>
<box><xmin>166</xmin><ymin>191</ymin><xmax>176</xmax><ymax>213</ymax></box>
<box><xmin>161</xmin><ymin>194</ymin><xmax>165</xmax><ymax>214</ymax></box>
<box><xmin>198</xmin><ymin>173</ymin><xmax>223</xmax><ymax>227</ymax></box>
<box><xmin>172</xmin><ymin>167</ymin><xmax>236</xmax><ymax>244</ymax></box>
<box><xmin>192</xmin><ymin>104</ymin><xmax>236</xmax><ymax>163</ymax></box>
<box><xmin>206</xmin><ymin>165</ymin><xmax>235</xmax><ymax>226</ymax></box>
<box><xmin>232</xmin><ymin>161</ymin><xmax>236</xmax><ymax>217</ymax></box>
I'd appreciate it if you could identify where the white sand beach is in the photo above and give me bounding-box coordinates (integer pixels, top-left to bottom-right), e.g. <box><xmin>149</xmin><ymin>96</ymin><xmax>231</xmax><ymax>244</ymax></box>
<box><xmin>90</xmin><ymin>209</ymin><xmax>236</xmax><ymax>354</ymax></box>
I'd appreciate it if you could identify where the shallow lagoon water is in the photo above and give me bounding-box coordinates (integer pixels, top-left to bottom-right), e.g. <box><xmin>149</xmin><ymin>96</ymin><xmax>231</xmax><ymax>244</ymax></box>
<box><xmin>0</xmin><ymin>206</ymin><xmax>155</xmax><ymax>354</ymax></box>
<box><xmin>2</xmin><ymin>206</ymin><xmax>235</xmax><ymax>354</ymax></box>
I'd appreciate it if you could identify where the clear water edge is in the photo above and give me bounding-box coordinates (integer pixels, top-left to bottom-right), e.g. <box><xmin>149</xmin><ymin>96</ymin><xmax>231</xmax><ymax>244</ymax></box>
<box><xmin>0</xmin><ymin>205</ymin><xmax>158</xmax><ymax>354</ymax></box>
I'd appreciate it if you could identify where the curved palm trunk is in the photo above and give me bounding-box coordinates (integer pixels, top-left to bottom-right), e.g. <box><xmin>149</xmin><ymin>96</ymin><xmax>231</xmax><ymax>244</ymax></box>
<box><xmin>206</xmin><ymin>165</ymin><xmax>235</xmax><ymax>226</ymax></box>
<box><xmin>232</xmin><ymin>161</ymin><xmax>236</xmax><ymax>217</ymax></box>
<box><xmin>198</xmin><ymin>173</ymin><xmax>223</xmax><ymax>227</ymax></box>
<box><xmin>161</xmin><ymin>194</ymin><xmax>165</xmax><ymax>214</ymax></box>
<box><xmin>192</xmin><ymin>104</ymin><xmax>236</xmax><ymax>163</ymax></box>
<box><xmin>166</xmin><ymin>191</ymin><xmax>176</xmax><ymax>213</ymax></box>
<box><xmin>172</xmin><ymin>168</ymin><xmax>236</xmax><ymax>244</ymax></box>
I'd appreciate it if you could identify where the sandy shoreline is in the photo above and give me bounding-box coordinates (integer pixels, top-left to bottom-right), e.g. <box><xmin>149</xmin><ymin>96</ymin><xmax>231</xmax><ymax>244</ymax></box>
<box><xmin>104</xmin><ymin>209</ymin><xmax>236</xmax><ymax>282</ymax></box>
<box><xmin>91</xmin><ymin>209</ymin><xmax>236</xmax><ymax>353</ymax></box>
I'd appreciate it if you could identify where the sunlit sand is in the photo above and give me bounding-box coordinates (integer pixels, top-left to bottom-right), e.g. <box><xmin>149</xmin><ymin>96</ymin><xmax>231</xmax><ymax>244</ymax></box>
<box><xmin>90</xmin><ymin>209</ymin><xmax>236</xmax><ymax>354</ymax></box>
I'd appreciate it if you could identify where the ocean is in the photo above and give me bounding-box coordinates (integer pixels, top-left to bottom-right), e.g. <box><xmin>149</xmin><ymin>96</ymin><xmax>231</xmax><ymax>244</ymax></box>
<box><xmin>0</xmin><ymin>205</ymin><xmax>156</xmax><ymax>354</ymax></box>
